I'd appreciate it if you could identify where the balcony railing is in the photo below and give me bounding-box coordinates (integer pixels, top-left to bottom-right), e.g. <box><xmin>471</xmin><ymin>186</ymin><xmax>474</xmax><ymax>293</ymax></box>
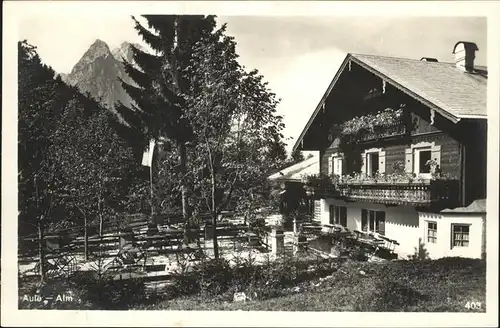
<box><xmin>336</xmin><ymin>180</ymin><xmax>459</xmax><ymax>207</ymax></box>
<box><xmin>303</xmin><ymin>172</ymin><xmax>459</xmax><ymax>207</ymax></box>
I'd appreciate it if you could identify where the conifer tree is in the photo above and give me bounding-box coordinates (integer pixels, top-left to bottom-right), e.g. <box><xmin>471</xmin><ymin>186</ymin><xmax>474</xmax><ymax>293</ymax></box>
<box><xmin>114</xmin><ymin>15</ymin><xmax>217</xmax><ymax>241</ymax></box>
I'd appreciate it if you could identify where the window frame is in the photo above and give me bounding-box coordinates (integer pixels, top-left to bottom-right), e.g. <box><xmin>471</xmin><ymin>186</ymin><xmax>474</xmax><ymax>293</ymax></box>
<box><xmin>452</xmin><ymin>224</ymin><xmax>470</xmax><ymax>248</ymax></box>
<box><xmin>407</xmin><ymin>141</ymin><xmax>441</xmax><ymax>179</ymax></box>
<box><xmin>362</xmin><ymin>147</ymin><xmax>385</xmax><ymax>176</ymax></box>
<box><xmin>426</xmin><ymin>221</ymin><xmax>437</xmax><ymax>244</ymax></box>
<box><xmin>413</xmin><ymin>146</ymin><xmax>432</xmax><ymax>179</ymax></box>
<box><xmin>329</xmin><ymin>152</ymin><xmax>343</xmax><ymax>176</ymax></box>
<box><xmin>361</xmin><ymin>209</ymin><xmax>385</xmax><ymax>236</ymax></box>
<box><xmin>329</xmin><ymin>205</ymin><xmax>347</xmax><ymax>227</ymax></box>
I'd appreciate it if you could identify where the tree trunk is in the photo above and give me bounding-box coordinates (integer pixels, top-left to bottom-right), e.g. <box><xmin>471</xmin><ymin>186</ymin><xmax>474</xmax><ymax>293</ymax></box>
<box><xmin>38</xmin><ymin>217</ymin><xmax>46</xmax><ymax>283</ymax></box>
<box><xmin>98</xmin><ymin>196</ymin><xmax>103</xmax><ymax>236</ymax></box>
<box><xmin>84</xmin><ymin>214</ymin><xmax>89</xmax><ymax>261</ymax></box>
<box><xmin>211</xmin><ymin>174</ymin><xmax>219</xmax><ymax>259</ymax></box>
<box><xmin>150</xmin><ymin>161</ymin><xmax>155</xmax><ymax>226</ymax></box>
<box><xmin>179</xmin><ymin>142</ymin><xmax>192</xmax><ymax>243</ymax></box>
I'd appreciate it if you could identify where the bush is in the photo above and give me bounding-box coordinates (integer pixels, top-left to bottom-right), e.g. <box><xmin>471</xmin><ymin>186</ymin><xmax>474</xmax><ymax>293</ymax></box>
<box><xmin>350</xmin><ymin>245</ymin><xmax>369</xmax><ymax>261</ymax></box>
<box><xmin>18</xmin><ymin>271</ymin><xmax>148</xmax><ymax>310</ymax></box>
<box><xmin>356</xmin><ymin>279</ymin><xmax>429</xmax><ymax>311</ymax></box>
<box><xmin>68</xmin><ymin>271</ymin><xmax>147</xmax><ymax>310</ymax></box>
<box><xmin>196</xmin><ymin>258</ymin><xmax>233</xmax><ymax>296</ymax></box>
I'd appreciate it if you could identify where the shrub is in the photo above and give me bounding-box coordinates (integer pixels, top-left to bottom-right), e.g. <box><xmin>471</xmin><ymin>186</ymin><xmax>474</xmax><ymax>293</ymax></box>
<box><xmin>195</xmin><ymin>258</ymin><xmax>233</xmax><ymax>297</ymax></box>
<box><xmin>356</xmin><ymin>279</ymin><xmax>429</xmax><ymax>311</ymax></box>
<box><xmin>350</xmin><ymin>245</ymin><xmax>369</xmax><ymax>262</ymax></box>
<box><xmin>69</xmin><ymin>271</ymin><xmax>147</xmax><ymax>310</ymax></box>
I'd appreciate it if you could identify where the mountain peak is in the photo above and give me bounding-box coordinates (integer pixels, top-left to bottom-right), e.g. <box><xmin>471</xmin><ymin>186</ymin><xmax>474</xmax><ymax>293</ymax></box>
<box><xmin>88</xmin><ymin>39</ymin><xmax>111</xmax><ymax>54</ymax></box>
<box><xmin>112</xmin><ymin>41</ymin><xmax>144</xmax><ymax>64</ymax></box>
<box><xmin>70</xmin><ymin>39</ymin><xmax>112</xmax><ymax>75</ymax></box>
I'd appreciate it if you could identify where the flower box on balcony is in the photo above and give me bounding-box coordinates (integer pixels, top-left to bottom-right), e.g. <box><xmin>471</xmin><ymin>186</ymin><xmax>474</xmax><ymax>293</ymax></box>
<box><xmin>337</xmin><ymin>107</ymin><xmax>406</xmax><ymax>142</ymax></box>
<box><xmin>355</xmin><ymin>123</ymin><xmax>407</xmax><ymax>142</ymax></box>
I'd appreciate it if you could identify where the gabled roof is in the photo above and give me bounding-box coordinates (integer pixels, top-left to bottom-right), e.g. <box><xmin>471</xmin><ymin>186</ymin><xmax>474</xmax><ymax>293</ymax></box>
<box><xmin>352</xmin><ymin>54</ymin><xmax>487</xmax><ymax>118</ymax></box>
<box><xmin>268</xmin><ymin>155</ymin><xmax>319</xmax><ymax>182</ymax></box>
<box><xmin>293</xmin><ymin>53</ymin><xmax>487</xmax><ymax>151</ymax></box>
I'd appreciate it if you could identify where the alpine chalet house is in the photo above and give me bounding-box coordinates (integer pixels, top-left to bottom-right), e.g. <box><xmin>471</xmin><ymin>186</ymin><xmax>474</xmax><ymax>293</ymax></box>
<box><xmin>294</xmin><ymin>41</ymin><xmax>487</xmax><ymax>260</ymax></box>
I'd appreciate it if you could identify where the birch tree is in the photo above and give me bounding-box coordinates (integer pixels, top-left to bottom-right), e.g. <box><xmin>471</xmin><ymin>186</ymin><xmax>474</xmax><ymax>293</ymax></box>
<box><xmin>186</xmin><ymin>25</ymin><xmax>284</xmax><ymax>258</ymax></box>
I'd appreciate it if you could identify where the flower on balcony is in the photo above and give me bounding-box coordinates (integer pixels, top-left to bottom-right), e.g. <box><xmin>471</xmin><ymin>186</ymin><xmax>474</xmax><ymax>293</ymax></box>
<box><xmin>337</xmin><ymin>108</ymin><xmax>404</xmax><ymax>138</ymax></box>
<box><xmin>338</xmin><ymin>171</ymin><xmax>450</xmax><ymax>185</ymax></box>
<box><xmin>303</xmin><ymin>173</ymin><xmax>339</xmax><ymax>196</ymax></box>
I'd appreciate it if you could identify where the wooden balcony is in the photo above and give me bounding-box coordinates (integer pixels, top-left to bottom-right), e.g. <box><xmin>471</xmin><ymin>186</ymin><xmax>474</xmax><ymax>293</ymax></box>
<box><xmin>336</xmin><ymin>180</ymin><xmax>459</xmax><ymax>207</ymax></box>
<box><xmin>345</xmin><ymin>123</ymin><xmax>407</xmax><ymax>143</ymax></box>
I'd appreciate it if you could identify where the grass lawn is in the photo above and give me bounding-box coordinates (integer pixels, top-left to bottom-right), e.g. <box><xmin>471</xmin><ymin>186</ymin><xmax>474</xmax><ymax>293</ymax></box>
<box><xmin>141</xmin><ymin>258</ymin><xmax>486</xmax><ymax>312</ymax></box>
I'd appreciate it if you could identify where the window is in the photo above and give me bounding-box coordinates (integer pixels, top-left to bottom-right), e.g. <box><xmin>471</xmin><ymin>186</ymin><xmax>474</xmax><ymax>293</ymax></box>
<box><xmin>333</xmin><ymin>157</ymin><xmax>343</xmax><ymax>175</ymax></box>
<box><xmin>427</xmin><ymin>221</ymin><xmax>437</xmax><ymax>243</ymax></box>
<box><xmin>361</xmin><ymin>209</ymin><xmax>385</xmax><ymax>235</ymax></box>
<box><xmin>329</xmin><ymin>153</ymin><xmax>343</xmax><ymax>176</ymax></box>
<box><xmin>362</xmin><ymin>148</ymin><xmax>385</xmax><ymax>176</ymax></box>
<box><xmin>329</xmin><ymin>205</ymin><xmax>347</xmax><ymax>227</ymax></box>
<box><xmin>366</xmin><ymin>152</ymin><xmax>379</xmax><ymax>176</ymax></box>
<box><xmin>363</xmin><ymin>87</ymin><xmax>382</xmax><ymax>101</ymax></box>
<box><xmin>414</xmin><ymin>147</ymin><xmax>431</xmax><ymax>175</ymax></box>
<box><xmin>452</xmin><ymin>225</ymin><xmax>470</xmax><ymax>247</ymax></box>
<box><xmin>407</xmin><ymin>142</ymin><xmax>441</xmax><ymax>179</ymax></box>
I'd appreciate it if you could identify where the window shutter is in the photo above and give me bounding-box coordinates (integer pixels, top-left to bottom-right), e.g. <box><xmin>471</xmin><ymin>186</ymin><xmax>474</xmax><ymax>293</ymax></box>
<box><xmin>405</xmin><ymin>148</ymin><xmax>413</xmax><ymax>173</ymax></box>
<box><xmin>376</xmin><ymin>211</ymin><xmax>386</xmax><ymax>235</ymax></box>
<box><xmin>431</xmin><ymin>145</ymin><xmax>441</xmax><ymax>171</ymax></box>
<box><xmin>328</xmin><ymin>155</ymin><xmax>333</xmax><ymax>175</ymax></box>
<box><xmin>379</xmin><ymin>150</ymin><xmax>386</xmax><ymax>174</ymax></box>
<box><xmin>314</xmin><ymin>200</ymin><xmax>322</xmax><ymax>221</ymax></box>
<box><xmin>341</xmin><ymin>157</ymin><xmax>347</xmax><ymax>175</ymax></box>
<box><xmin>360</xmin><ymin>153</ymin><xmax>366</xmax><ymax>174</ymax></box>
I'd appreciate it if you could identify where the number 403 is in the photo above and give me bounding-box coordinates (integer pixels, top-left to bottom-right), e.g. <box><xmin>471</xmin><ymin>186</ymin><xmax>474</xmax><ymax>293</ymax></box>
<box><xmin>465</xmin><ymin>301</ymin><xmax>482</xmax><ymax>310</ymax></box>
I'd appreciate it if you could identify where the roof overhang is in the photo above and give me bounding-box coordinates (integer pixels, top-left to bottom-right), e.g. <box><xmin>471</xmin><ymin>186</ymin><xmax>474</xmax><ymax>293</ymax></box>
<box><xmin>292</xmin><ymin>55</ymin><xmax>352</xmax><ymax>152</ymax></box>
<box><xmin>292</xmin><ymin>53</ymin><xmax>477</xmax><ymax>152</ymax></box>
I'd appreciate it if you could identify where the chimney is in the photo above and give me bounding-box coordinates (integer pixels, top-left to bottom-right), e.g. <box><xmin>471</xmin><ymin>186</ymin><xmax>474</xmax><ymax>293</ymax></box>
<box><xmin>420</xmin><ymin>57</ymin><xmax>438</xmax><ymax>62</ymax></box>
<box><xmin>452</xmin><ymin>41</ymin><xmax>479</xmax><ymax>72</ymax></box>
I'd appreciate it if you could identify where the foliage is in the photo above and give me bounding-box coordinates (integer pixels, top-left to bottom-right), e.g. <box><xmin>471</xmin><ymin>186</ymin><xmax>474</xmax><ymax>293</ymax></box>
<box><xmin>339</xmin><ymin>107</ymin><xmax>404</xmax><ymax>137</ymax></box>
<box><xmin>18</xmin><ymin>40</ymin><xmax>70</xmax><ymax>237</ymax></box>
<box><xmin>143</xmin><ymin>257</ymin><xmax>485</xmax><ymax>312</ymax></box>
<box><xmin>357</xmin><ymin>279</ymin><xmax>428</xmax><ymax>311</ymax></box>
<box><xmin>303</xmin><ymin>174</ymin><xmax>338</xmax><ymax>190</ymax></box>
<box><xmin>113</xmin><ymin>15</ymin><xmax>220</xmax><ymax>241</ymax></box>
<box><xmin>165</xmin><ymin>254</ymin><xmax>340</xmax><ymax>302</ymax></box>
<box><xmin>54</xmin><ymin>104</ymin><xmax>138</xmax><ymax>234</ymax></box>
<box><xmin>392</xmin><ymin>160</ymin><xmax>406</xmax><ymax>174</ymax></box>
<box><xmin>18</xmin><ymin>40</ymin><xmax>145</xmax><ymax>283</ymax></box>
<box><xmin>183</xmin><ymin>23</ymin><xmax>283</xmax><ymax>257</ymax></box>
<box><xmin>289</xmin><ymin>149</ymin><xmax>305</xmax><ymax>165</ymax></box>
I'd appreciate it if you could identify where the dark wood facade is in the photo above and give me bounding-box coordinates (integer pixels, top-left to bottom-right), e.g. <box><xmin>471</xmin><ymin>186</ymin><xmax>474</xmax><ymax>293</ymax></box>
<box><xmin>305</xmin><ymin>60</ymin><xmax>486</xmax><ymax>210</ymax></box>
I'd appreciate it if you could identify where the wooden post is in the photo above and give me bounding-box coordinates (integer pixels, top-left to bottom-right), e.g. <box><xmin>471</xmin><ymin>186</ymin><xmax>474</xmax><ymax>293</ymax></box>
<box><xmin>150</xmin><ymin>162</ymin><xmax>155</xmax><ymax>226</ymax></box>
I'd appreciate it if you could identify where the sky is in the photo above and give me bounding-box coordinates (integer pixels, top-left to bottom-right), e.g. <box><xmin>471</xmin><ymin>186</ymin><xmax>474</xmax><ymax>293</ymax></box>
<box><xmin>19</xmin><ymin>16</ymin><xmax>487</xmax><ymax>153</ymax></box>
